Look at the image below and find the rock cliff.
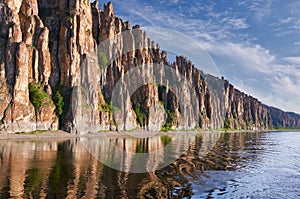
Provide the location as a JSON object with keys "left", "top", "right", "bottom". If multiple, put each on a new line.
{"left": 0, "top": 0, "right": 299, "bottom": 133}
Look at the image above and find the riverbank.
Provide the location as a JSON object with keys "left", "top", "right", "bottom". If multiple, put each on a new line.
{"left": 0, "top": 128, "right": 299, "bottom": 140}
{"left": 0, "top": 130, "right": 178, "bottom": 140}
{"left": 0, "top": 130, "right": 79, "bottom": 140}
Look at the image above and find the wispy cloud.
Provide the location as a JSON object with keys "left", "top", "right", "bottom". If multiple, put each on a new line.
{"left": 271, "top": 17, "right": 300, "bottom": 37}
{"left": 288, "top": 0, "right": 300, "bottom": 16}
{"left": 110, "top": 0, "right": 250, "bottom": 42}
{"left": 222, "top": 17, "right": 249, "bottom": 30}
{"left": 283, "top": 57, "right": 300, "bottom": 65}
{"left": 236, "top": 0, "right": 272, "bottom": 21}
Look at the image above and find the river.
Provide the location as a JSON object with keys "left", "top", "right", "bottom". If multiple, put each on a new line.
{"left": 0, "top": 131, "right": 299, "bottom": 198}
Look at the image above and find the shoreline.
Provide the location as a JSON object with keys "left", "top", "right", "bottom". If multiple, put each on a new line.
{"left": 0, "top": 129, "right": 299, "bottom": 141}
{"left": 0, "top": 130, "right": 79, "bottom": 140}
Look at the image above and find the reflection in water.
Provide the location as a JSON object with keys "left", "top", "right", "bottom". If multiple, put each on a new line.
{"left": 0, "top": 132, "right": 297, "bottom": 198}
{"left": 80, "top": 132, "right": 222, "bottom": 173}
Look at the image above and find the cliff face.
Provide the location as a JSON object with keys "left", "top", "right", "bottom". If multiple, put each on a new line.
{"left": 0, "top": 0, "right": 299, "bottom": 133}
{"left": 0, "top": 0, "right": 57, "bottom": 132}
{"left": 269, "top": 107, "right": 300, "bottom": 128}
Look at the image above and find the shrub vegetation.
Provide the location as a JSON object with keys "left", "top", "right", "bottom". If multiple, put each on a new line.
{"left": 53, "top": 90, "right": 64, "bottom": 116}
{"left": 29, "top": 82, "right": 49, "bottom": 110}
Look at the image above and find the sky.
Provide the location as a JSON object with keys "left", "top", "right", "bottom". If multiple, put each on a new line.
{"left": 97, "top": 0, "right": 300, "bottom": 113}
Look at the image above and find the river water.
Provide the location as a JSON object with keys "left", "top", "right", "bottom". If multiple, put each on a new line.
{"left": 0, "top": 131, "right": 299, "bottom": 198}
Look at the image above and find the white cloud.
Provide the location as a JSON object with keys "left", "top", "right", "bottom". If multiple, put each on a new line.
{"left": 170, "top": 0, "right": 179, "bottom": 3}
{"left": 294, "top": 41, "right": 300, "bottom": 45}
{"left": 278, "top": 17, "right": 293, "bottom": 25}
{"left": 283, "top": 57, "right": 300, "bottom": 65}
{"left": 202, "top": 42, "right": 274, "bottom": 73}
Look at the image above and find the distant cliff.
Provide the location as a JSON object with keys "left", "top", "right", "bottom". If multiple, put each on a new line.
{"left": 0, "top": 0, "right": 299, "bottom": 133}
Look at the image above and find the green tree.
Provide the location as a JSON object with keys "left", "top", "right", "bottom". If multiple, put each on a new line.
{"left": 29, "top": 82, "right": 48, "bottom": 110}
{"left": 99, "top": 52, "right": 109, "bottom": 68}
{"left": 99, "top": 101, "right": 112, "bottom": 113}
{"left": 53, "top": 91, "right": 64, "bottom": 116}
{"left": 224, "top": 118, "right": 231, "bottom": 129}
{"left": 134, "top": 103, "right": 146, "bottom": 126}
{"left": 161, "top": 110, "right": 175, "bottom": 132}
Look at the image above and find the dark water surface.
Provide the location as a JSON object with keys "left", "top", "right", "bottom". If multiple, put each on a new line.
{"left": 0, "top": 131, "right": 299, "bottom": 198}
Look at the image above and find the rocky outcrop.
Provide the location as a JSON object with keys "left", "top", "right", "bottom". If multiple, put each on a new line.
{"left": 0, "top": 0, "right": 299, "bottom": 133}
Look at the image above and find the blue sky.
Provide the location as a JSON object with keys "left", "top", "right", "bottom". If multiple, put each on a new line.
{"left": 97, "top": 0, "right": 300, "bottom": 113}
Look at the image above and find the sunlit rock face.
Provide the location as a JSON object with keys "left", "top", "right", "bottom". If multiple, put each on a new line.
{"left": 0, "top": 0, "right": 299, "bottom": 133}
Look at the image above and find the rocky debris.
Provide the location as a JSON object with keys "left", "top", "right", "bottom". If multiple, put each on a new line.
{"left": 0, "top": 0, "right": 299, "bottom": 133}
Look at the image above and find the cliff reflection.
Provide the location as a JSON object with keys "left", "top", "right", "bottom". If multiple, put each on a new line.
{"left": 0, "top": 132, "right": 263, "bottom": 198}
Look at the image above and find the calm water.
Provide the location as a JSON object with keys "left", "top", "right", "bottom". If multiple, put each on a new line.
{"left": 0, "top": 131, "right": 299, "bottom": 199}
